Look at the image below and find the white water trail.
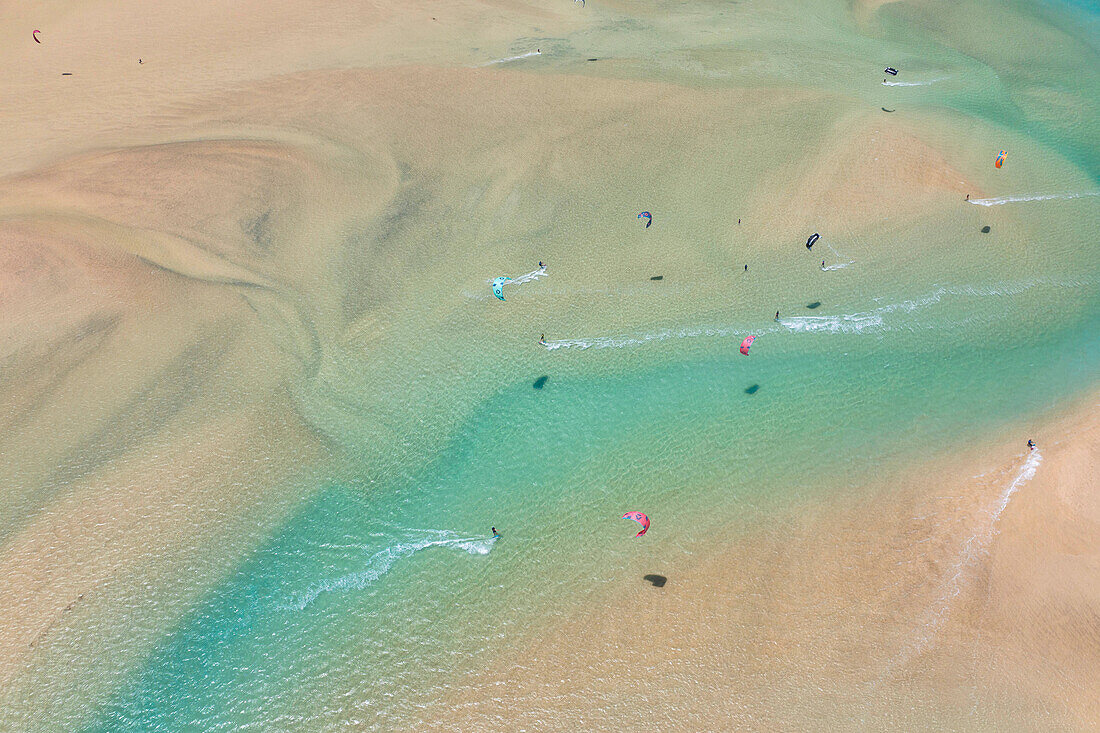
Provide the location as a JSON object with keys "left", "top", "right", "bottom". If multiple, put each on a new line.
{"left": 479, "top": 50, "right": 541, "bottom": 66}
{"left": 543, "top": 278, "right": 1085, "bottom": 351}
{"left": 543, "top": 325, "right": 742, "bottom": 351}
{"left": 888, "top": 449, "right": 1042, "bottom": 669}
{"left": 285, "top": 529, "right": 495, "bottom": 611}
{"left": 777, "top": 313, "right": 881, "bottom": 333}
{"left": 882, "top": 77, "right": 947, "bottom": 87}
{"left": 499, "top": 267, "right": 549, "bottom": 287}
{"left": 481, "top": 267, "right": 548, "bottom": 300}
{"left": 967, "top": 191, "right": 1100, "bottom": 206}
{"left": 820, "top": 241, "right": 855, "bottom": 271}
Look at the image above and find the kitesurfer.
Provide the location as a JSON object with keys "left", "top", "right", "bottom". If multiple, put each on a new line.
{"left": 491, "top": 527, "right": 501, "bottom": 537}
{"left": 821, "top": 260, "right": 826, "bottom": 269}
{"left": 539, "top": 334, "right": 547, "bottom": 346}
{"left": 965, "top": 194, "right": 969, "bottom": 200}
{"left": 539, "top": 261, "right": 544, "bottom": 269}
{"left": 744, "top": 264, "right": 748, "bottom": 272}
{"left": 1027, "top": 439, "right": 1035, "bottom": 450}
{"left": 775, "top": 310, "right": 780, "bottom": 320}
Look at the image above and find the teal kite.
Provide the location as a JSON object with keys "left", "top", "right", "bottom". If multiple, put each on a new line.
{"left": 491, "top": 276, "right": 511, "bottom": 301}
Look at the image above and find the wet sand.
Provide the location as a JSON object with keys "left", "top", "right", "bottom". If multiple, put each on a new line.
{"left": 434, "top": 394, "right": 1100, "bottom": 731}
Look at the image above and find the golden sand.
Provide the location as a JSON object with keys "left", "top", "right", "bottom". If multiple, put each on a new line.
{"left": 433, "top": 396, "right": 1100, "bottom": 730}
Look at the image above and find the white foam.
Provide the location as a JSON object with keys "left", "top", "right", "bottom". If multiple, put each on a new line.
{"left": 543, "top": 324, "right": 745, "bottom": 351}
{"left": 544, "top": 278, "right": 1086, "bottom": 352}
{"left": 892, "top": 449, "right": 1042, "bottom": 666}
{"left": 967, "top": 191, "right": 1100, "bottom": 206}
{"left": 479, "top": 50, "right": 541, "bottom": 67}
{"left": 285, "top": 529, "right": 494, "bottom": 611}
{"left": 484, "top": 267, "right": 548, "bottom": 300}
{"left": 882, "top": 77, "right": 947, "bottom": 87}
{"left": 820, "top": 241, "right": 855, "bottom": 271}
{"left": 496, "top": 267, "right": 549, "bottom": 287}
{"left": 778, "top": 313, "right": 882, "bottom": 333}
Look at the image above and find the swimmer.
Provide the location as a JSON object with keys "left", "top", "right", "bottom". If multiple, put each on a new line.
{"left": 1027, "top": 439, "right": 1035, "bottom": 450}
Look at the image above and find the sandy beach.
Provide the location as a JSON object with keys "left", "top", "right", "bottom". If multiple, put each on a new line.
{"left": 434, "top": 394, "right": 1100, "bottom": 730}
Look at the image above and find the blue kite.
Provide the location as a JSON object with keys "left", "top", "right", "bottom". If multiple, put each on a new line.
{"left": 491, "top": 276, "right": 511, "bottom": 301}
{"left": 638, "top": 211, "right": 652, "bottom": 228}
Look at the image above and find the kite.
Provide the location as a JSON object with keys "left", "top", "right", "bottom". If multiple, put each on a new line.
{"left": 622, "top": 511, "right": 650, "bottom": 537}
{"left": 491, "top": 276, "right": 510, "bottom": 301}
{"left": 995, "top": 150, "right": 1006, "bottom": 169}
{"left": 33, "top": 29, "right": 41, "bottom": 43}
{"left": 739, "top": 335, "right": 756, "bottom": 355}
{"left": 638, "top": 211, "right": 652, "bottom": 228}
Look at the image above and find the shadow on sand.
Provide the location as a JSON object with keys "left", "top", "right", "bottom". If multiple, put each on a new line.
{"left": 644, "top": 574, "right": 667, "bottom": 587}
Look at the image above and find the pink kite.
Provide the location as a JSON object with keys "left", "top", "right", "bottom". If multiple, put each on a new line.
{"left": 621, "top": 511, "right": 650, "bottom": 537}
{"left": 33, "top": 30, "right": 41, "bottom": 43}
{"left": 739, "top": 335, "right": 756, "bottom": 355}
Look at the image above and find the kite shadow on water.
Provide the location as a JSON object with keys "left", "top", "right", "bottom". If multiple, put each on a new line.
{"left": 644, "top": 574, "right": 667, "bottom": 587}
{"left": 532, "top": 375, "right": 549, "bottom": 389}
{"left": 806, "top": 302, "right": 822, "bottom": 309}
{"left": 744, "top": 384, "right": 760, "bottom": 395}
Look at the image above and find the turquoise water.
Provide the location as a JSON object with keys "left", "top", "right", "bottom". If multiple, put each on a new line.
{"left": 80, "top": 271, "right": 1100, "bottom": 729}
{"left": 15, "top": 0, "right": 1093, "bottom": 730}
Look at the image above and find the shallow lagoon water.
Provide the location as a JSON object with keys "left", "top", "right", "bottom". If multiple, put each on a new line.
{"left": 85, "top": 268, "right": 1099, "bottom": 730}
{"left": 1, "top": 0, "right": 1097, "bottom": 729}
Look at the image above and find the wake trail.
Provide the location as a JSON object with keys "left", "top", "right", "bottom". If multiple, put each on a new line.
{"left": 882, "top": 77, "right": 948, "bottom": 87}
{"left": 479, "top": 50, "right": 541, "bottom": 66}
{"left": 885, "top": 449, "right": 1042, "bottom": 672}
{"left": 496, "top": 267, "right": 549, "bottom": 287}
{"left": 821, "top": 241, "right": 855, "bottom": 271}
{"left": 284, "top": 529, "right": 495, "bottom": 611}
{"left": 968, "top": 191, "right": 1100, "bottom": 206}
{"left": 542, "top": 278, "right": 1087, "bottom": 351}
